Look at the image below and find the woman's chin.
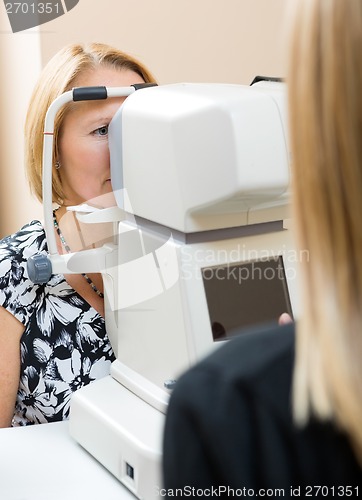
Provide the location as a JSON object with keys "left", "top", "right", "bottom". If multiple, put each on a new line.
{"left": 86, "top": 190, "right": 117, "bottom": 209}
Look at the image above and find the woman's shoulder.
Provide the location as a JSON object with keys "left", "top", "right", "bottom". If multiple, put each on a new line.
{"left": 0, "top": 220, "right": 46, "bottom": 295}
{"left": 194, "top": 322, "right": 295, "bottom": 384}
{"left": 0, "top": 221, "right": 46, "bottom": 260}
{"left": 0, "top": 221, "right": 46, "bottom": 323}
{"left": 169, "top": 323, "right": 295, "bottom": 419}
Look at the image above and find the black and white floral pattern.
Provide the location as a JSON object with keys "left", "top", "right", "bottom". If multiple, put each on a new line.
{"left": 0, "top": 221, "right": 115, "bottom": 426}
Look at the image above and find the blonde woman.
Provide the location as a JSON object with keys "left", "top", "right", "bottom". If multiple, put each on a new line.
{"left": 0, "top": 43, "right": 156, "bottom": 427}
{"left": 163, "top": 0, "right": 362, "bottom": 490}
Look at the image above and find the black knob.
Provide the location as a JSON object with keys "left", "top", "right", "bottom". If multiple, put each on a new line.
{"left": 27, "top": 254, "right": 52, "bottom": 284}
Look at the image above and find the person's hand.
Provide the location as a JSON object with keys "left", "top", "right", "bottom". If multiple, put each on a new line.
{"left": 278, "top": 313, "right": 293, "bottom": 325}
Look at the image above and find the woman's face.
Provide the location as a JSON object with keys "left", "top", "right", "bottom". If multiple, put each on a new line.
{"left": 58, "top": 66, "right": 145, "bottom": 207}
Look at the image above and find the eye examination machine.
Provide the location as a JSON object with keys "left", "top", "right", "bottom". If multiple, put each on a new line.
{"left": 28, "top": 78, "right": 299, "bottom": 499}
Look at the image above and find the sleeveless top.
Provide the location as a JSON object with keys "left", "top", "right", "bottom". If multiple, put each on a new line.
{"left": 0, "top": 221, "right": 115, "bottom": 426}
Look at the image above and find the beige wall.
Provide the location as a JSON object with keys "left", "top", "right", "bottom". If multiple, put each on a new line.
{"left": 0, "top": 0, "right": 288, "bottom": 238}
{"left": 0, "top": 17, "right": 43, "bottom": 237}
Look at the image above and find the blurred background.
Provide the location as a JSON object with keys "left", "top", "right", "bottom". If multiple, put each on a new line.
{"left": 0, "top": 0, "right": 288, "bottom": 238}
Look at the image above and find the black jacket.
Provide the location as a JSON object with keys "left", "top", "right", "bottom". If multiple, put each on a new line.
{"left": 163, "top": 323, "right": 361, "bottom": 496}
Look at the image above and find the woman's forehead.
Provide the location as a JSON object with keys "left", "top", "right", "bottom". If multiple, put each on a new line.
{"left": 73, "top": 66, "right": 144, "bottom": 88}
{"left": 62, "top": 97, "right": 125, "bottom": 128}
{"left": 62, "top": 66, "right": 144, "bottom": 127}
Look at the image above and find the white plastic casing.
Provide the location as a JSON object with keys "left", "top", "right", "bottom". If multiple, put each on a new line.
{"left": 109, "top": 82, "right": 290, "bottom": 232}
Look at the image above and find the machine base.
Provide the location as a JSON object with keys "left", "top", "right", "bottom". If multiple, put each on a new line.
{"left": 69, "top": 375, "right": 164, "bottom": 499}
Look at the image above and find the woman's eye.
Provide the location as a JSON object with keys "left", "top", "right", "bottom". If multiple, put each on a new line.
{"left": 94, "top": 125, "right": 109, "bottom": 136}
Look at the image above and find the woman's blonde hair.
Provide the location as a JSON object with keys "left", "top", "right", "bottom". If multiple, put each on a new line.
{"left": 288, "top": 0, "right": 362, "bottom": 462}
{"left": 24, "top": 42, "right": 156, "bottom": 204}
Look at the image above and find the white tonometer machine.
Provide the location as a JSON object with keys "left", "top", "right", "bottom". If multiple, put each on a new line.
{"left": 28, "top": 79, "right": 299, "bottom": 499}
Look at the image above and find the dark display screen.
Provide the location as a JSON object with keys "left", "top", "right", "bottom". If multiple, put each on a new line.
{"left": 201, "top": 256, "right": 292, "bottom": 341}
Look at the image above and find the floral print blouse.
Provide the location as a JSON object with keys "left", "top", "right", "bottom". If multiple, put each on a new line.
{"left": 0, "top": 221, "right": 115, "bottom": 426}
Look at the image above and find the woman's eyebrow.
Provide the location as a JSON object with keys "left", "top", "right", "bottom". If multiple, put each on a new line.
{"left": 83, "top": 114, "right": 113, "bottom": 127}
